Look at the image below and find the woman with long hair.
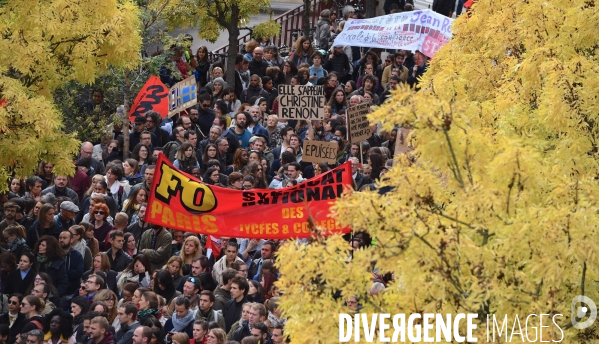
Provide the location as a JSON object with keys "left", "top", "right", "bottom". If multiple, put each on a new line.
{"left": 117, "top": 255, "right": 152, "bottom": 294}
{"left": 246, "top": 280, "right": 265, "bottom": 304}
{"left": 195, "top": 46, "right": 210, "bottom": 88}
{"left": 201, "top": 144, "right": 218, "bottom": 173}
{"left": 327, "top": 87, "right": 348, "bottom": 116}
{"left": 122, "top": 187, "right": 147, "bottom": 224}
{"left": 82, "top": 252, "right": 119, "bottom": 295}
{"left": 179, "top": 236, "right": 201, "bottom": 276}
{"left": 19, "top": 295, "right": 44, "bottom": 336}
{"left": 205, "top": 328, "right": 226, "bottom": 344}
{"left": 33, "top": 236, "right": 68, "bottom": 295}
{"left": 229, "top": 148, "right": 248, "bottom": 173}
{"left": 132, "top": 143, "right": 151, "bottom": 168}
{"left": 93, "top": 289, "right": 118, "bottom": 324}
{"left": 222, "top": 88, "right": 241, "bottom": 118}
{"left": 291, "top": 37, "right": 314, "bottom": 66}
{"left": 174, "top": 143, "right": 200, "bottom": 174}
{"left": 124, "top": 233, "right": 138, "bottom": 258}
{"left": 124, "top": 158, "right": 143, "bottom": 186}
{"left": 90, "top": 203, "right": 112, "bottom": 250}
{"left": 281, "top": 60, "right": 298, "bottom": 85}
{"left": 28, "top": 200, "right": 44, "bottom": 219}
{"left": 153, "top": 269, "right": 179, "bottom": 304}
{"left": 79, "top": 222, "right": 99, "bottom": 256}
{"left": 26, "top": 204, "right": 60, "bottom": 249}
{"left": 68, "top": 225, "right": 90, "bottom": 268}
{"left": 138, "top": 291, "right": 160, "bottom": 324}
{"left": 368, "top": 152, "right": 385, "bottom": 180}
{"left": 24, "top": 176, "right": 44, "bottom": 202}
{"left": 36, "top": 161, "right": 54, "bottom": 189}
{"left": 243, "top": 162, "right": 267, "bottom": 189}
{"left": 163, "top": 256, "right": 183, "bottom": 289}
{"left": 9, "top": 178, "right": 25, "bottom": 197}
{"left": 42, "top": 308, "right": 73, "bottom": 344}
{"left": 211, "top": 78, "right": 227, "bottom": 101}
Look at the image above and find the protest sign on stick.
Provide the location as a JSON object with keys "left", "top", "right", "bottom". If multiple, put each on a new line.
{"left": 303, "top": 140, "right": 339, "bottom": 164}
{"left": 277, "top": 85, "right": 325, "bottom": 120}
{"left": 168, "top": 76, "right": 197, "bottom": 117}
{"left": 347, "top": 103, "right": 371, "bottom": 143}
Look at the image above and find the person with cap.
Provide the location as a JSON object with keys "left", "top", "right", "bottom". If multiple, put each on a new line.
{"left": 54, "top": 201, "right": 79, "bottom": 233}
{"left": 130, "top": 116, "right": 156, "bottom": 151}
{"left": 315, "top": 9, "right": 331, "bottom": 50}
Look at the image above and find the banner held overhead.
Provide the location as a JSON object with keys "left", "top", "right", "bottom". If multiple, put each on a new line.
{"left": 145, "top": 153, "right": 353, "bottom": 239}
{"left": 332, "top": 10, "right": 453, "bottom": 58}
{"left": 129, "top": 76, "right": 169, "bottom": 121}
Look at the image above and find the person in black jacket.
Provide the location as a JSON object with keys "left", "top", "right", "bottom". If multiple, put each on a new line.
{"left": 4, "top": 252, "right": 35, "bottom": 296}
{"left": 222, "top": 277, "right": 248, "bottom": 332}
{"left": 59, "top": 231, "right": 84, "bottom": 308}
{"left": 248, "top": 47, "right": 268, "bottom": 78}
{"left": 18, "top": 295, "right": 44, "bottom": 336}
{"left": 26, "top": 204, "right": 61, "bottom": 249}
{"left": 407, "top": 51, "right": 429, "bottom": 89}
{"left": 324, "top": 45, "right": 352, "bottom": 83}
{"left": 32, "top": 236, "right": 68, "bottom": 295}
{"left": 2, "top": 293, "right": 27, "bottom": 344}
{"left": 145, "top": 111, "right": 170, "bottom": 149}
{"left": 239, "top": 75, "right": 269, "bottom": 104}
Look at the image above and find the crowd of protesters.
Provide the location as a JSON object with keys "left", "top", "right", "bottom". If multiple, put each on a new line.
{"left": 0, "top": 2, "right": 466, "bottom": 344}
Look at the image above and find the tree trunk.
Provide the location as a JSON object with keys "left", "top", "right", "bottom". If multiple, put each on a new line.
{"left": 226, "top": 5, "right": 241, "bottom": 85}
{"left": 365, "top": 0, "right": 376, "bottom": 18}
{"left": 123, "top": 69, "right": 130, "bottom": 156}
{"left": 303, "top": 0, "right": 311, "bottom": 39}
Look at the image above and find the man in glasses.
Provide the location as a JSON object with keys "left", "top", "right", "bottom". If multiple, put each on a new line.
{"left": 212, "top": 116, "right": 240, "bottom": 165}
{"left": 85, "top": 274, "right": 104, "bottom": 301}
{"left": 381, "top": 51, "right": 409, "bottom": 88}
{"left": 196, "top": 290, "right": 226, "bottom": 329}
{"left": 130, "top": 116, "right": 156, "bottom": 151}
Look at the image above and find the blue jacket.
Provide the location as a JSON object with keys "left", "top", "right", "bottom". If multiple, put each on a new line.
{"left": 250, "top": 123, "right": 270, "bottom": 146}
{"left": 64, "top": 248, "right": 84, "bottom": 295}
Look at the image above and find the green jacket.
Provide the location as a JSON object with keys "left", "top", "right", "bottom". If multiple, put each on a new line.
{"left": 139, "top": 228, "right": 172, "bottom": 271}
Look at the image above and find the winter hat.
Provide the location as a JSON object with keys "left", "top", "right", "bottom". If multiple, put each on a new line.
{"left": 213, "top": 77, "right": 228, "bottom": 89}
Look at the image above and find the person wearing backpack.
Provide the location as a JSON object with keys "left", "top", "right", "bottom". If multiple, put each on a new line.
{"left": 195, "top": 290, "right": 226, "bottom": 330}
{"left": 18, "top": 295, "right": 44, "bottom": 336}
{"left": 314, "top": 10, "right": 331, "bottom": 50}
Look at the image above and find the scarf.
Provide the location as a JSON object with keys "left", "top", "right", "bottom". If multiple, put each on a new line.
{"left": 137, "top": 308, "right": 159, "bottom": 319}
{"left": 73, "top": 315, "right": 83, "bottom": 326}
{"left": 8, "top": 237, "right": 26, "bottom": 251}
{"left": 36, "top": 254, "right": 48, "bottom": 265}
{"left": 171, "top": 309, "right": 195, "bottom": 332}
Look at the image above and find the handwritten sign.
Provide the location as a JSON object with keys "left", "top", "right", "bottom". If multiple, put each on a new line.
{"left": 129, "top": 76, "right": 169, "bottom": 121}
{"left": 277, "top": 85, "right": 325, "bottom": 120}
{"left": 332, "top": 10, "right": 453, "bottom": 58}
{"left": 303, "top": 140, "right": 338, "bottom": 164}
{"left": 168, "top": 76, "right": 197, "bottom": 117}
{"left": 347, "top": 103, "right": 371, "bottom": 143}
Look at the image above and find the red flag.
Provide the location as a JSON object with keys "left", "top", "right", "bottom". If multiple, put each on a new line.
{"left": 129, "top": 76, "right": 169, "bottom": 121}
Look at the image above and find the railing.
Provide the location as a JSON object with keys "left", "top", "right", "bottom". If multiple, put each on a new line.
{"left": 212, "top": 0, "right": 365, "bottom": 62}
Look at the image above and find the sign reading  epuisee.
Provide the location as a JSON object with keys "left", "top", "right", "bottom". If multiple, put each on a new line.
{"left": 277, "top": 85, "right": 325, "bottom": 120}
{"left": 347, "top": 103, "right": 371, "bottom": 143}
{"left": 303, "top": 140, "right": 338, "bottom": 164}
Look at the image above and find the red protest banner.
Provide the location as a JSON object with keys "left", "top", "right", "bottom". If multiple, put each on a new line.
{"left": 145, "top": 154, "right": 353, "bottom": 239}
{"left": 129, "top": 76, "right": 169, "bottom": 121}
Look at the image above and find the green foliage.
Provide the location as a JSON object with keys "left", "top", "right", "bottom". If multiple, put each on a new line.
{"left": 276, "top": 0, "right": 599, "bottom": 342}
